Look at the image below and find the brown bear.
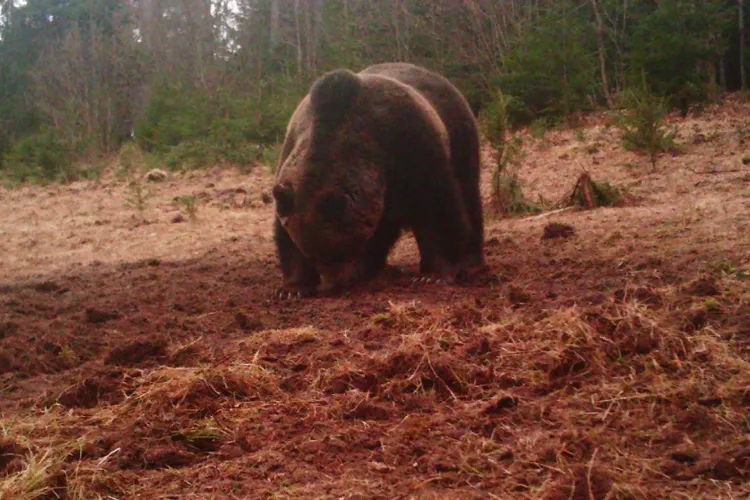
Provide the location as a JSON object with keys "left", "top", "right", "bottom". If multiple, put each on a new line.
{"left": 272, "top": 62, "right": 485, "bottom": 298}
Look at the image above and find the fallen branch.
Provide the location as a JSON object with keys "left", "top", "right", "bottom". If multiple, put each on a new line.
{"left": 686, "top": 167, "right": 745, "bottom": 175}
{"left": 527, "top": 206, "right": 576, "bottom": 220}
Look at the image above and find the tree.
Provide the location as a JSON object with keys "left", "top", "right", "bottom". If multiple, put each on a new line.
{"left": 590, "top": 0, "right": 614, "bottom": 107}
{"left": 31, "top": 1, "right": 140, "bottom": 154}
{"left": 496, "top": 1, "right": 599, "bottom": 122}
{"left": 0, "top": 0, "right": 746, "bottom": 180}
{"left": 628, "top": 0, "right": 733, "bottom": 110}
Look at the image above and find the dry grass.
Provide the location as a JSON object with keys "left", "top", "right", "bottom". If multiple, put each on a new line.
{"left": 1, "top": 95, "right": 750, "bottom": 498}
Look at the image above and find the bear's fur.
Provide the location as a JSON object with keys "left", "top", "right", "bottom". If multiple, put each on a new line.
{"left": 272, "top": 62, "right": 484, "bottom": 298}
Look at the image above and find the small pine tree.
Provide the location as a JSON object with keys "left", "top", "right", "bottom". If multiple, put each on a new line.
{"left": 613, "top": 84, "right": 679, "bottom": 171}
{"left": 178, "top": 195, "right": 199, "bottom": 222}
{"left": 116, "top": 142, "right": 145, "bottom": 180}
{"left": 479, "top": 90, "right": 541, "bottom": 216}
{"left": 124, "top": 181, "right": 150, "bottom": 216}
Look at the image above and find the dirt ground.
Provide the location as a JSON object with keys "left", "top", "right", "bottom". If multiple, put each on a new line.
{"left": 1, "top": 96, "right": 749, "bottom": 499}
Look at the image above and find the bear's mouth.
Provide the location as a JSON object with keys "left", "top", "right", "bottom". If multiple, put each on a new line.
{"left": 281, "top": 206, "right": 375, "bottom": 265}
{"left": 310, "top": 244, "right": 364, "bottom": 266}
{"left": 286, "top": 226, "right": 365, "bottom": 265}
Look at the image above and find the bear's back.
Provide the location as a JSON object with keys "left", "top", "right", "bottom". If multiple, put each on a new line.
{"left": 359, "top": 63, "right": 480, "bottom": 178}
{"left": 359, "top": 63, "right": 477, "bottom": 140}
{"left": 360, "top": 63, "right": 467, "bottom": 110}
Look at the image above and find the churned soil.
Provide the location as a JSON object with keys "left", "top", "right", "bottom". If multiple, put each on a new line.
{"left": 1, "top": 96, "right": 749, "bottom": 499}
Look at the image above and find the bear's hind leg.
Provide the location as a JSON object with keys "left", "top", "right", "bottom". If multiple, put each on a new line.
{"left": 459, "top": 180, "right": 487, "bottom": 274}
{"left": 408, "top": 186, "right": 472, "bottom": 285}
{"left": 274, "top": 217, "right": 320, "bottom": 299}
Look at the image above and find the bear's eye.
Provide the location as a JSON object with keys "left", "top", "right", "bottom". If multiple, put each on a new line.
{"left": 272, "top": 183, "right": 295, "bottom": 217}
{"left": 315, "top": 193, "right": 347, "bottom": 221}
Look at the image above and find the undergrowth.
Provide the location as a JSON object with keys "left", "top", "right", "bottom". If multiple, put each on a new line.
{"left": 613, "top": 85, "right": 680, "bottom": 170}
{"left": 178, "top": 195, "right": 199, "bottom": 222}
{"left": 124, "top": 182, "right": 151, "bottom": 216}
{"left": 480, "top": 90, "right": 543, "bottom": 216}
{"left": 0, "top": 131, "right": 78, "bottom": 185}
{"left": 568, "top": 173, "right": 629, "bottom": 209}
{"left": 116, "top": 142, "right": 146, "bottom": 180}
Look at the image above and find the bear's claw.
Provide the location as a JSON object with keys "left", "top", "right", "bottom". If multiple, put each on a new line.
{"left": 275, "top": 287, "right": 315, "bottom": 300}
{"left": 411, "top": 276, "right": 448, "bottom": 285}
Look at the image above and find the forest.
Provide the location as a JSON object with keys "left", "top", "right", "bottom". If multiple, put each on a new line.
{"left": 0, "top": 0, "right": 747, "bottom": 184}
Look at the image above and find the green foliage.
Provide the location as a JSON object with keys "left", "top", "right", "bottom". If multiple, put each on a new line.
{"left": 258, "top": 144, "right": 283, "bottom": 174}
{"left": 492, "top": 172, "right": 545, "bottom": 217}
{"left": 479, "top": 90, "right": 524, "bottom": 179}
{"left": 156, "top": 139, "right": 260, "bottom": 171}
{"left": 124, "top": 182, "right": 150, "bottom": 215}
{"left": 627, "top": 0, "right": 733, "bottom": 111}
{"left": 0, "top": 131, "right": 75, "bottom": 184}
{"left": 567, "top": 173, "right": 629, "bottom": 209}
{"left": 0, "top": 0, "right": 744, "bottom": 183}
{"left": 479, "top": 89, "right": 541, "bottom": 216}
{"left": 178, "top": 195, "right": 199, "bottom": 222}
{"left": 116, "top": 142, "right": 146, "bottom": 180}
{"left": 479, "top": 90, "right": 513, "bottom": 149}
{"left": 136, "top": 82, "right": 295, "bottom": 171}
{"left": 529, "top": 118, "right": 553, "bottom": 145}
{"left": 576, "top": 179, "right": 624, "bottom": 208}
{"left": 0, "top": 0, "right": 132, "bottom": 166}
{"left": 497, "top": 1, "right": 598, "bottom": 125}
{"left": 136, "top": 84, "right": 208, "bottom": 152}
{"left": 708, "top": 260, "right": 749, "bottom": 280}
{"left": 613, "top": 85, "right": 679, "bottom": 170}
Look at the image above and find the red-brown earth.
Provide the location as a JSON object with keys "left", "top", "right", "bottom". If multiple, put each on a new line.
{"left": 1, "top": 96, "right": 749, "bottom": 499}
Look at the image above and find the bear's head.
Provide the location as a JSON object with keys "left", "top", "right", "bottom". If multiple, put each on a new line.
{"left": 273, "top": 157, "right": 386, "bottom": 268}
{"left": 273, "top": 69, "right": 387, "bottom": 273}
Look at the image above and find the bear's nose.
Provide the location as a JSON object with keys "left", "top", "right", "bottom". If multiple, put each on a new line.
{"left": 272, "top": 182, "right": 295, "bottom": 217}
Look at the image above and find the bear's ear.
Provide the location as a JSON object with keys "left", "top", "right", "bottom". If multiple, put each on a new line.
{"left": 272, "top": 183, "right": 295, "bottom": 217}
{"left": 315, "top": 192, "right": 348, "bottom": 222}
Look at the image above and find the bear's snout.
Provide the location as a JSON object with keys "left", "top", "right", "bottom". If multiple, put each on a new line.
{"left": 273, "top": 182, "right": 296, "bottom": 217}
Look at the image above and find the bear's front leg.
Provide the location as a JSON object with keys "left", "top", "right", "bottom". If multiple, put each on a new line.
{"left": 274, "top": 217, "right": 320, "bottom": 299}
{"left": 410, "top": 222, "right": 471, "bottom": 286}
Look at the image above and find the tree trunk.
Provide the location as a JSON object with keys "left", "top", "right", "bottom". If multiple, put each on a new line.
{"left": 270, "top": 0, "right": 280, "bottom": 49}
{"left": 308, "top": 0, "right": 321, "bottom": 75}
{"left": 392, "top": 0, "right": 402, "bottom": 61}
{"left": 140, "top": 0, "right": 157, "bottom": 50}
{"left": 294, "top": 0, "right": 304, "bottom": 79}
{"left": 304, "top": 0, "right": 321, "bottom": 75}
{"left": 741, "top": 0, "right": 747, "bottom": 91}
{"left": 590, "top": 0, "right": 614, "bottom": 107}
{"left": 430, "top": 2, "right": 443, "bottom": 72}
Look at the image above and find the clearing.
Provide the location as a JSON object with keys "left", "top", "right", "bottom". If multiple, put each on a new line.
{"left": 1, "top": 97, "right": 749, "bottom": 499}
